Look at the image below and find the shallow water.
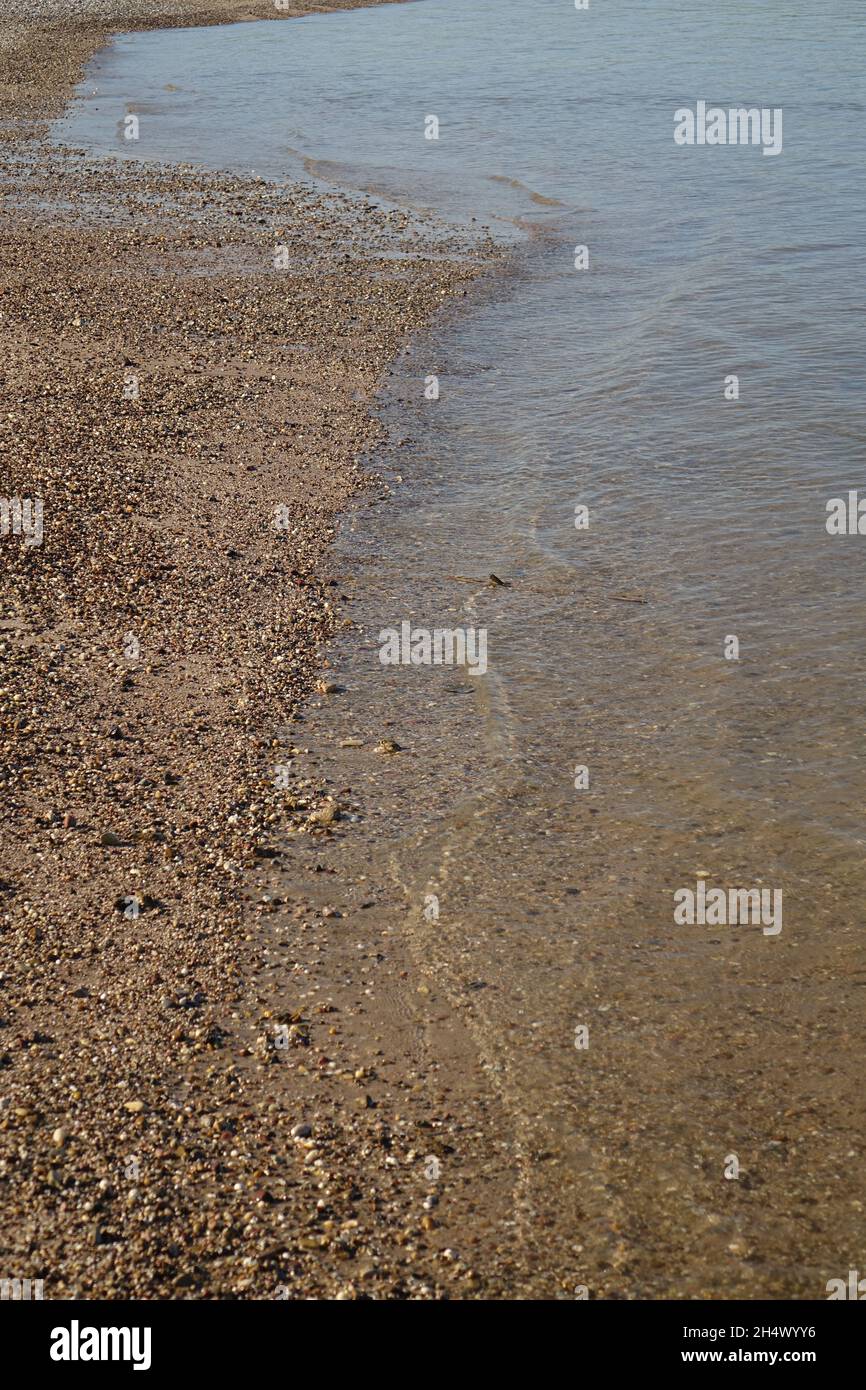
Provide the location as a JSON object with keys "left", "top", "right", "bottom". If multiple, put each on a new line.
{"left": 54, "top": 0, "right": 866, "bottom": 1295}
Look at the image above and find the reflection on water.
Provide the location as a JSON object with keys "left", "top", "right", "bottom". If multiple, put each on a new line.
{"left": 54, "top": 0, "right": 866, "bottom": 1295}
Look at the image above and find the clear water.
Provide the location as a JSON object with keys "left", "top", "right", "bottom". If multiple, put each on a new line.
{"left": 53, "top": 0, "right": 866, "bottom": 1295}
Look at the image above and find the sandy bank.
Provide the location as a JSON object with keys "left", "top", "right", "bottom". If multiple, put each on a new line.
{"left": 0, "top": 1, "right": 514, "bottom": 1299}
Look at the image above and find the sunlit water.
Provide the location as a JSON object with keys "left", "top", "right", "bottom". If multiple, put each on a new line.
{"left": 53, "top": 0, "right": 866, "bottom": 1295}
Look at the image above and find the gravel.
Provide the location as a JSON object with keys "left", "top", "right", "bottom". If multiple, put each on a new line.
{"left": 0, "top": 0, "right": 508, "bottom": 1299}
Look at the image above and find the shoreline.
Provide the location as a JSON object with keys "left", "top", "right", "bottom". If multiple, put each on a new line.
{"left": 4, "top": 1, "right": 862, "bottom": 1305}
{"left": 0, "top": 1, "right": 515, "bottom": 1298}
{"left": 0, "top": 1, "right": 409, "bottom": 137}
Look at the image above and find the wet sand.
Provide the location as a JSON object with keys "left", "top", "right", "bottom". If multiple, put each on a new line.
{"left": 0, "top": 0, "right": 517, "bottom": 1298}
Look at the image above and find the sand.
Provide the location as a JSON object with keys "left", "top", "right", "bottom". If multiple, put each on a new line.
{"left": 0, "top": 0, "right": 514, "bottom": 1298}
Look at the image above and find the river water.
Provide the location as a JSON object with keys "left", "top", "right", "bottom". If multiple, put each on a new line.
{"left": 53, "top": 0, "right": 866, "bottom": 1296}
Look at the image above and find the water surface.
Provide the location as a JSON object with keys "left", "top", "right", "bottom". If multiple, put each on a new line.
{"left": 54, "top": 0, "right": 866, "bottom": 1296}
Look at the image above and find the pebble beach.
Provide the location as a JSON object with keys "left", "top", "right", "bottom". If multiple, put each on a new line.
{"left": 0, "top": 0, "right": 516, "bottom": 1299}
{"left": 5, "top": 0, "right": 860, "bottom": 1314}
